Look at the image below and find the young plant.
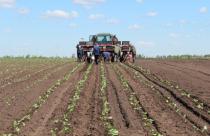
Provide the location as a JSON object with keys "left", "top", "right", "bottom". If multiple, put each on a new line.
{"left": 51, "top": 63, "right": 93, "bottom": 135}
{"left": 112, "top": 64, "right": 162, "bottom": 136}
{"left": 3, "top": 63, "right": 82, "bottom": 135}
{"left": 100, "top": 63, "right": 119, "bottom": 136}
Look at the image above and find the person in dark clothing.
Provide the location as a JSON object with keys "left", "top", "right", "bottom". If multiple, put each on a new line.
{"left": 93, "top": 44, "right": 100, "bottom": 64}
{"left": 76, "top": 44, "right": 81, "bottom": 61}
{"left": 76, "top": 44, "right": 83, "bottom": 62}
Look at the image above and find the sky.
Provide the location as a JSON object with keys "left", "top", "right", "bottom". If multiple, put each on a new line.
{"left": 0, "top": 0, "right": 209, "bottom": 57}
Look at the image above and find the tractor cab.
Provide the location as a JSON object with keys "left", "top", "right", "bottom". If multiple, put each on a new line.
{"left": 90, "top": 33, "right": 114, "bottom": 52}
{"left": 88, "top": 33, "right": 121, "bottom": 62}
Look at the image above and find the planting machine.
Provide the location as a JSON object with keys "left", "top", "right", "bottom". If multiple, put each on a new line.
{"left": 76, "top": 33, "right": 136, "bottom": 63}
{"left": 120, "top": 41, "right": 136, "bottom": 63}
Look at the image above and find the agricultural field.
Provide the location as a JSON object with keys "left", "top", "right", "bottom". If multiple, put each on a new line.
{"left": 0, "top": 58, "right": 209, "bottom": 136}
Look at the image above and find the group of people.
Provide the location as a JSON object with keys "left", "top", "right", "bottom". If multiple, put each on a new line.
{"left": 93, "top": 44, "right": 111, "bottom": 65}
{"left": 76, "top": 43, "right": 111, "bottom": 64}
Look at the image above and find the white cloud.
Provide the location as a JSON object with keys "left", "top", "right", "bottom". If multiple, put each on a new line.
{"left": 128, "top": 24, "right": 142, "bottom": 30}
{"left": 43, "top": 10, "right": 78, "bottom": 19}
{"left": 106, "top": 18, "right": 120, "bottom": 24}
{"left": 199, "top": 6, "right": 208, "bottom": 14}
{"left": 138, "top": 41, "right": 155, "bottom": 47}
{"left": 17, "top": 8, "right": 30, "bottom": 15}
{"left": 136, "top": 0, "right": 143, "bottom": 4}
{"left": 0, "top": 0, "right": 15, "bottom": 8}
{"left": 72, "top": 0, "right": 105, "bottom": 7}
{"left": 147, "top": 11, "right": 158, "bottom": 17}
{"left": 89, "top": 14, "right": 104, "bottom": 20}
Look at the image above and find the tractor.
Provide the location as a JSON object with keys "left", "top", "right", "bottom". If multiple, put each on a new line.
{"left": 76, "top": 33, "right": 136, "bottom": 63}
{"left": 120, "top": 41, "right": 136, "bottom": 63}
{"left": 90, "top": 33, "right": 121, "bottom": 62}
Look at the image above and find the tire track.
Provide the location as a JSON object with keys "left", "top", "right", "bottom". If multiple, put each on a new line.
{"left": 49, "top": 64, "right": 93, "bottom": 136}
{"left": 157, "top": 61, "right": 210, "bottom": 77}
{"left": 122, "top": 63, "right": 209, "bottom": 135}
{"left": 29, "top": 64, "right": 88, "bottom": 136}
{"left": 106, "top": 64, "right": 147, "bottom": 136}
{"left": 111, "top": 64, "right": 162, "bottom": 136}
{"left": 0, "top": 63, "right": 77, "bottom": 133}
{"left": 28, "top": 65, "right": 86, "bottom": 136}
{"left": 70, "top": 65, "right": 105, "bottom": 136}
{"left": 86, "top": 65, "right": 105, "bottom": 136}
{"left": 0, "top": 63, "right": 74, "bottom": 105}
{"left": 2, "top": 63, "right": 83, "bottom": 135}
{"left": 134, "top": 62, "right": 210, "bottom": 112}
{"left": 154, "top": 61, "right": 210, "bottom": 83}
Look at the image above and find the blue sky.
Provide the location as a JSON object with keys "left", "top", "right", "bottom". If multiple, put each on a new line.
{"left": 0, "top": 0, "right": 209, "bottom": 57}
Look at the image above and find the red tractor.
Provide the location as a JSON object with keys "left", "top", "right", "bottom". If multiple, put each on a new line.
{"left": 76, "top": 33, "right": 136, "bottom": 63}
{"left": 90, "top": 33, "right": 121, "bottom": 62}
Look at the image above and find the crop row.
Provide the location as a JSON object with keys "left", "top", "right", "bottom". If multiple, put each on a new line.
{"left": 128, "top": 63, "right": 210, "bottom": 115}
{"left": 100, "top": 63, "right": 119, "bottom": 136}
{"left": 0, "top": 59, "right": 67, "bottom": 86}
{"left": 121, "top": 63, "right": 208, "bottom": 134}
{"left": 0, "top": 62, "right": 67, "bottom": 89}
{"left": 112, "top": 64, "right": 162, "bottom": 136}
{"left": 3, "top": 63, "right": 82, "bottom": 135}
{"left": 3, "top": 63, "right": 71, "bottom": 106}
{"left": 22, "top": 64, "right": 69, "bottom": 92}
{"left": 0, "top": 60, "right": 50, "bottom": 79}
{"left": 51, "top": 63, "right": 93, "bottom": 135}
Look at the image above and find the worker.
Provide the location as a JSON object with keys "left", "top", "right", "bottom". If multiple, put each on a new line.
{"left": 76, "top": 44, "right": 81, "bottom": 61}
{"left": 103, "top": 52, "right": 111, "bottom": 62}
{"left": 127, "top": 52, "right": 133, "bottom": 63}
{"left": 102, "top": 36, "right": 107, "bottom": 42}
{"left": 93, "top": 43, "right": 100, "bottom": 64}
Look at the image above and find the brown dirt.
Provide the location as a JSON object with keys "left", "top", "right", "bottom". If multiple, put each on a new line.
{"left": 116, "top": 63, "right": 205, "bottom": 136}
{"left": 19, "top": 64, "right": 87, "bottom": 136}
{"left": 0, "top": 59, "right": 209, "bottom": 136}
{"left": 105, "top": 64, "right": 147, "bottom": 136}
{"left": 136, "top": 59, "right": 210, "bottom": 105}
{"left": 0, "top": 60, "right": 61, "bottom": 86}
{"left": 0, "top": 63, "right": 76, "bottom": 133}
{"left": 70, "top": 65, "right": 105, "bottom": 136}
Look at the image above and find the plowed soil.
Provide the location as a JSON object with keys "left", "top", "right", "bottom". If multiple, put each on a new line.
{"left": 0, "top": 59, "right": 209, "bottom": 136}
{"left": 136, "top": 59, "right": 210, "bottom": 105}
